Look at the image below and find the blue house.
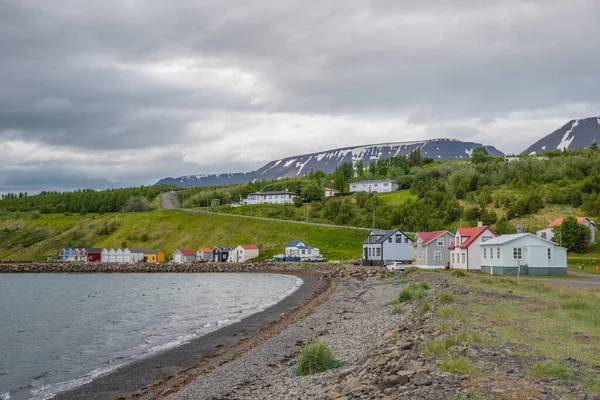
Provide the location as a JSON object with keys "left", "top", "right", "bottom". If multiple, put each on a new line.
{"left": 58, "top": 248, "right": 68, "bottom": 261}
{"left": 284, "top": 240, "right": 321, "bottom": 261}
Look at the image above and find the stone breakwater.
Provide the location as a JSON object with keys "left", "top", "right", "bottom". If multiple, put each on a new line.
{"left": 0, "top": 261, "right": 293, "bottom": 273}
{"left": 0, "top": 262, "right": 385, "bottom": 276}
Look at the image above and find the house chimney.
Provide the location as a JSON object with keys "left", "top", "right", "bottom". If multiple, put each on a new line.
{"left": 477, "top": 221, "right": 483, "bottom": 227}
{"left": 517, "top": 224, "right": 524, "bottom": 234}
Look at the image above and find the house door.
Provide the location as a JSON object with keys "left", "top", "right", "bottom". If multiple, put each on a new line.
{"left": 363, "top": 247, "right": 368, "bottom": 260}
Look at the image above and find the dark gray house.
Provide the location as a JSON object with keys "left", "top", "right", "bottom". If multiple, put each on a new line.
{"left": 362, "top": 229, "right": 413, "bottom": 266}
{"left": 212, "top": 246, "right": 233, "bottom": 262}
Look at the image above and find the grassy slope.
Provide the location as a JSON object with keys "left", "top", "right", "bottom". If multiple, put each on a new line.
{"left": 376, "top": 189, "right": 416, "bottom": 206}
{"left": 0, "top": 211, "right": 366, "bottom": 261}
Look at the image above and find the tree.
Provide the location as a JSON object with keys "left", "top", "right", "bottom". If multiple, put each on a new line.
{"left": 471, "top": 147, "right": 491, "bottom": 164}
{"left": 301, "top": 181, "right": 324, "bottom": 202}
{"left": 123, "top": 196, "right": 151, "bottom": 212}
{"left": 356, "top": 161, "right": 365, "bottom": 180}
{"left": 552, "top": 216, "right": 591, "bottom": 252}
{"left": 293, "top": 196, "right": 304, "bottom": 208}
{"left": 407, "top": 149, "right": 422, "bottom": 167}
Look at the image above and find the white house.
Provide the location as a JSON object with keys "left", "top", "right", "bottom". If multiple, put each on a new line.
{"left": 449, "top": 225, "right": 497, "bottom": 271}
{"left": 537, "top": 217, "right": 596, "bottom": 245}
{"left": 196, "top": 248, "right": 212, "bottom": 262}
{"left": 115, "top": 248, "right": 124, "bottom": 263}
{"left": 244, "top": 191, "right": 298, "bottom": 205}
{"left": 480, "top": 233, "right": 567, "bottom": 275}
{"left": 350, "top": 179, "right": 398, "bottom": 193}
{"left": 230, "top": 245, "right": 259, "bottom": 262}
{"left": 173, "top": 249, "right": 196, "bottom": 263}
{"left": 362, "top": 229, "right": 413, "bottom": 266}
{"left": 412, "top": 231, "right": 455, "bottom": 269}
{"left": 285, "top": 240, "right": 321, "bottom": 261}
{"left": 101, "top": 248, "right": 109, "bottom": 263}
{"left": 323, "top": 187, "right": 340, "bottom": 197}
{"left": 128, "top": 248, "right": 146, "bottom": 263}
{"left": 108, "top": 248, "right": 117, "bottom": 263}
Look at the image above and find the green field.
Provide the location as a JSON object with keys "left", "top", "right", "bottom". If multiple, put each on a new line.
{"left": 0, "top": 211, "right": 367, "bottom": 261}
{"left": 375, "top": 190, "right": 416, "bottom": 205}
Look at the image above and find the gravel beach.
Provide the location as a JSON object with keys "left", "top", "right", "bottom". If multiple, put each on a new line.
{"left": 164, "top": 273, "right": 404, "bottom": 400}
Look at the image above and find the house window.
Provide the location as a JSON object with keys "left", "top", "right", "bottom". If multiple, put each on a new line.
{"left": 302, "top": 249, "right": 306, "bottom": 255}
{"left": 376, "top": 248, "right": 381, "bottom": 257}
{"left": 482, "top": 236, "right": 492, "bottom": 242}
{"left": 434, "top": 251, "right": 442, "bottom": 261}
{"left": 490, "top": 248, "right": 493, "bottom": 259}
{"left": 368, "top": 248, "right": 372, "bottom": 256}
{"left": 513, "top": 247, "right": 522, "bottom": 260}
{"left": 547, "top": 248, "right": 552, "bottom": 260}
{"left": 483, "top": 248, "right": 487, "bottom": 259}
{"left": 541, "top": 232, "right": 547, "bottom": 239}
{"left": 437, "top": 238, "right": 444, "bottom": 246}
{"left": 497, "top": 248, "right": 501, "bottom": 259}
{"left": 369, "top": 235, "right": 375, "bottom": 244}
{"left": 452, "top": 254, "right": 455, "bottom": 264}
{"left": 374, "top": 184, "right": 378, "bottom": 187}
{"left": 308, "top": 249, "right": 312, "bottom": 255}
{"left": 405, "top": 237, "right": 409, "bottom": 243}
{"left": 395, "top": 234, "right": 401, "bottom": 243}
{"left": 384, "top": 183, "right": 389, "bottom": 186}
{"left": 461, "top": 253, "right": 465, "bottom": 263}
{"left": 388, "top": 237, "right": 392, "bottom": 243}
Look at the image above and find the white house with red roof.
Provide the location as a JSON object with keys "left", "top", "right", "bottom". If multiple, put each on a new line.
{"left": 537, "top": 217, "right": 595, "bottom": 245}
{"left": 231, "top": 244, "right": 259, "bottom": 262}
{"left": 173, "top": 249, "right": 196, "bottom": 263}
{"left": 449, "top": 225, "right": 497, "bottom": 270}
{"left": 412, "top": 231, "right": 455, "bottom": 269}
{"left": 323, "top": 187, "right": 340, "bottom": 197}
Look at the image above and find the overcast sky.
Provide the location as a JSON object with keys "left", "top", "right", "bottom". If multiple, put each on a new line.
{"left": 1, "top": 0, "right": 599, "bottom": 193}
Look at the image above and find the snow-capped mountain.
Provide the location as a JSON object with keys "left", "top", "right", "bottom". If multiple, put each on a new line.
{"left": 156, "top": 138, "right": 504, "bottom": 187}
{"left": 522, "top": 117, "right": 600, "bottom": 155}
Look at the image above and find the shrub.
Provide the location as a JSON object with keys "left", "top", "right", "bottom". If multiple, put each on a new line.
{"left": 394, "top": 283, "right": 428, "bottom": 303}
{"left": 123, "top": 196, "right": 151, "bottom": 212}
{"left": 438, "top": 291, "right": 456, "bottom": 304}
{"left": 296, "top": 338, "right": 341, "bottom": 376}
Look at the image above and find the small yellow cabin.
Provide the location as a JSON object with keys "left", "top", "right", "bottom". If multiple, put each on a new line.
{"left": 144, "top": 250, "right": 165, "bottom": 263}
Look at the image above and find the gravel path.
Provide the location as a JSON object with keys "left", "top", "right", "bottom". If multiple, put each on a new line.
{"left": 166, "top": 277, "right": 403, "bottom": 400}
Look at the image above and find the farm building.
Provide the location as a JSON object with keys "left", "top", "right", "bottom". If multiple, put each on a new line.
{"left": 173, "top": 249, "right": 196, "bottom": 263}
{"left": 230, "top": 245, "right": 259, "bottom": 262}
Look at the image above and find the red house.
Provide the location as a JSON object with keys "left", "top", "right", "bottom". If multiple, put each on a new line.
{"left": 82, "top": 248, "right": 102, "bottom": 262}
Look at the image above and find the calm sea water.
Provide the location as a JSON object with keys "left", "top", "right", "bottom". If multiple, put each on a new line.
{"left": 0, "top": 273, "right": 302, "bottom": 400}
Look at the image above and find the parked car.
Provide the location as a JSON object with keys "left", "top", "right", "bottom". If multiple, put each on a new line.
{"left": 307, "top": 256, "right": 326, "bottom": 262}
{"left": 349, "top": 259, "right": 361, "bottom": 266}
{"left": 385, "top": 261, "right": 405, "bottom": 271}
{"left": 272, "top": 254, "right": 286, "bottom": 261}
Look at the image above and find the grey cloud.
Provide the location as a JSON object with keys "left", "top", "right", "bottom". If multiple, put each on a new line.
{"left": 1, "top": 0, "right": 599, "bottom": 192}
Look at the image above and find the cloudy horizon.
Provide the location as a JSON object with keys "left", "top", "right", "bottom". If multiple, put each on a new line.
{"left": 1, "top": 0, "right": 599, "bottom": 193}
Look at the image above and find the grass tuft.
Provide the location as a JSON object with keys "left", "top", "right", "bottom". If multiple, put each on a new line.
{"left": 392, "top": 282, "right": 428, "bottom": 303}
{"left": 296, "top": 338, "right": 341, "bottom": 376}
{"left": 562, "top": 299, "right": 592, "bottom": 311}
{"left": 439, "top": 356, "right": 480, "bottom": 375}
{"left": 530, "top": 360, "right": 573, "bottom": 380}
{"left": 451, "top": 269, "right": 467, "bottom": 277}
{"left": 418, "top": 301, "right": 432, "bottom": 315}
{"left": 438, "top": 291, "right": 456, "bottom": 304}
{"left": 390, "top": 304, "right": 404, "bottom": 315}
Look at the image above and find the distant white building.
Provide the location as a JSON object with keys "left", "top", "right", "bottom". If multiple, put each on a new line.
{"left": 323, "top": 187, "right": 340, "bottom": 197}
{"left": 285, "top": 240, "right": 320, "bottom": 261}
{"left": 350, "top": 179, "right": 398, "bottom": 193}
{"left": 244, "top": 191, "right": 298, "bottom": 205}
{"left": 173, "top": 249, "right": 196, "bottom": 263}
{"left": 480, "top": 233, "right": 567, "bottom": 275}
{"left": 537, "top": 217, "right": 596, "bottom": 245}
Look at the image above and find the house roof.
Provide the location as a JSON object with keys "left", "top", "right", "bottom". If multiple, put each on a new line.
{"left": 83, "top": 247, "right": 102, "bottom": 253}
{"left": 239, "top": 244, "right": 258, "bottom": 250}
{"left": 175, "top": 249, "right": 196, "bottom": 256}
{"left": 297, "top": 245, "right": 316, "bottom": 250}
{"left": 351, "top": 179, "right": 396, "bottom": 185}
{"left": 213, "top": 246, "right": 233, "bottom": 252}
{"left": 198, "top": 247, "right": 212, "bottom": 252}
{"left": 548, "top": 217, "right": 594, "bottom": 227}
{"left": 145, "top": 249, "right": 163, "bottom": 254}
{"left": 479, "top": 233, "right": 558, "bottom": 246}
{"left": 362, "top": 229, "right": 408, "bottom": 245}
{"left": 412, "top": 231, "right": 449, "bottom": 247}
{"left": 248, "top": 191, "right": 298, "bottom": 196}
{"left": 286, "top": 240, "right": 304, "bottom": 247}
{"left": 453, "top": 226, "right": 493, "bottom": 249}
{"left": 323, "top": 187, "right": 339, "bottom": 192}
{"left": 128, "top": 248, "right": 147, "bottom": 254}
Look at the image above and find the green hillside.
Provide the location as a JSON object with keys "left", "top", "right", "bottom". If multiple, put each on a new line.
{"left": 0, "top": 211, "right": 367, "bottom": 261}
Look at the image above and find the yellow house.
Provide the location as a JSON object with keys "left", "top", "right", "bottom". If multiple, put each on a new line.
{"left": 144, "top": 250, "right": 165, "bottom": 263}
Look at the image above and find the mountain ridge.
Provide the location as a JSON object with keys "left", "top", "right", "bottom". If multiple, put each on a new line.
{"left": 156, "top": 138, "right": 504, "bottom": 187}
{"left": 522, "top": 116, "right": 600, "bottom": 155}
